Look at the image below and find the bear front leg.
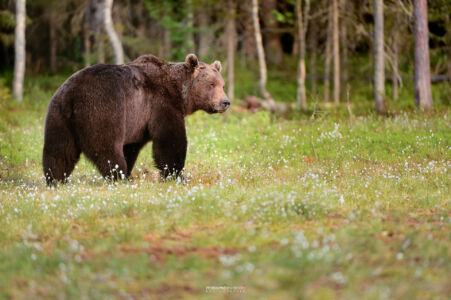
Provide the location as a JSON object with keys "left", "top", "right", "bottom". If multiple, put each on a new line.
{"left": 86, "top": 145, "right": 128, "bottom": 181}
{"left": 152, "top": 123, "right": 187, "bottom": 181}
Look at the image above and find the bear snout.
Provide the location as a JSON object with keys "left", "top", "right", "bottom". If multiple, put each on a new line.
{"left": 220, "top": 99, "right": 231, "bottom": 110}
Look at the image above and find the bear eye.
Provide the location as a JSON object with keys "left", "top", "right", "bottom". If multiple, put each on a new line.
{"left": 210, "top": 83, "right": 215, "bottom": 89}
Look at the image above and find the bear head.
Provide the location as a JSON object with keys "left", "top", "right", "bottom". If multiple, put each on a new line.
{"left": 184, "top": 54, "right": 230, "bottom": 114}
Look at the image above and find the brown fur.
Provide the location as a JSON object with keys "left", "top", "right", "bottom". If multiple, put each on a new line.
{"left": 42, "top": 54, "right": 229, "bottom": 184}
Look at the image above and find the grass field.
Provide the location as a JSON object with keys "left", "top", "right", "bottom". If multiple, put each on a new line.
{"left": 0, "top": 75, "right": 450, "bottom": 299}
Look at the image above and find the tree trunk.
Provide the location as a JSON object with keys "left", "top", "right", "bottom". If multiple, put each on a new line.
{"left": 340, "top": 0, "right": 348, "bottom": 87}
{"left": 49, "top": 10, "right": 57, "bottom": 74}
{"left": 296, "top": 0, "right": 308, "bottom": 110}
{"left": 227, "top": 0, "right": 236, "bottom": 101}
{"left": 243, "top": 1, "right": 255, "bottom": 61}
{"left": 448, "top": 51, "right": 451, "bottom": 101}
{"left": 13, "top": 0, "right": 26, "bottom": 102}
{"left": 104, "top": 0, "right": 124, "bottom": 64}
{"left": 163, "top": 27, "right": 172, "bottom": 59}
{"left": 83, "top": 2, "right": 92, "bottom": 67}
{"left": 392, "top": 41, "right": 399, "bottom": 100}
{"left": 97, "top": 35, "right": 105, "bottom": 63}
{"left": 197, "top": 12, "right": 208, "bottom": 58}
{"left": 186, "top": 0, "right": 195, "bottom": 53}
{"left": 308, "top": 20, "right": 318, "bottom": 94}
{"left": 252, "top": 0, "right": 275, "bottom": 107}
{"left": 374, "top": 0, "right": 385, "bottom": 113}
{"left": 413, "top": 0, "right": 433, "bottom": 110}
{"left": 392, "top": 11, "right": 399, "bottom": 100}
{"left": 89, "top": 0, "right": 105, "bottom": 63}
{"left": 324, "top": 4, "right": 332, "bottom": 102}
{"left": 292, "top": 28, "right": 299, "bottom": 57}
{"left": 447, "top": 14, "right": 451, "bottom": 100}
{"left": 262, "top": 0, "right": 283, "bottom": 65}
{"left": 332, "top": 0, "right": 340, "bottom": 104}
{"left": 197, "top": 2, "right": 212, "bottom": 59}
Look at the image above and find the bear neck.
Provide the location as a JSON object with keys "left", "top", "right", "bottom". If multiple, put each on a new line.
{"left": 172, "top": 63, "right": 199, "bottom": 116}
{"left": 159, "top": 63, "right": 195, "bottom": 116}
{"left": 181, "top": 83, "right": 192, "bottom": 115}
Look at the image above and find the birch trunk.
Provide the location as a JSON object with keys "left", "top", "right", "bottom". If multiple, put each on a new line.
{"left": 374, "top": 0, "right": 385, "bottom": 113}
{"left": 104, "top": 0, "right": 124, "bottom": 64}
{"left": 292, "top": 28, "right": 299, "bottom": 57}
{"left": 252, "top": 0, "right": 275, "bottom": 108}
{"left": 13, "top": 0, "right": 26, "bottom": 102}
{"left": 413, "top": 0, "right": 433, "bottom": 110}
{"left": 296, "top": 0, "right": 308, "bottom": 110}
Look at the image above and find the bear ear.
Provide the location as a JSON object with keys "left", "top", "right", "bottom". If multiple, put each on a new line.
{"left": 212, "top": 60, "right": 222, "bottom": 73}
{"left": 185, "top": 53, "right": 199, "bottom": 70}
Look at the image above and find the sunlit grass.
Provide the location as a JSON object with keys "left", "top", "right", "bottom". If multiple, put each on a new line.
{"left": 0, "top": 75, "right": 449, "bottom": 299}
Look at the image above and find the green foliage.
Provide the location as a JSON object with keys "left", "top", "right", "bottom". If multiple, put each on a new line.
{"left": 121, "top": 36, "right": 157, "bottom": 59}
{"left": 0, "top": 10, "right": 15, "bottom": 30}
{"left": 0, "top": 10, "right": 15, "bottom": 47}
{"left": 143, "top": 0, "right": 196, "bottom": 60}
{"left": 0, "top": 77, "right": 11, "bottom": 101}
{"left": 271, "top": 9, "right": 295, "bottom": 25}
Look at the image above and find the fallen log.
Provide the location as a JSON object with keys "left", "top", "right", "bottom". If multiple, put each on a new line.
{"left": 239, "top": 95, "right": 296, "bottom": 114}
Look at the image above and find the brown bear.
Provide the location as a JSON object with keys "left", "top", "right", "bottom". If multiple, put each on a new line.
{"left": 42, "top": 54, "right": 230, "bottom": 184}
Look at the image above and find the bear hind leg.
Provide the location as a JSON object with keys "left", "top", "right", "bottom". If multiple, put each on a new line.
{"left": 43, "top": 123, "right": 80, "bottom": 185}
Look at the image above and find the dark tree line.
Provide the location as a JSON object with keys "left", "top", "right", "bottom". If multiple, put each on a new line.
{"left": 1, "top": 0, "right": 450, "bottom": 110}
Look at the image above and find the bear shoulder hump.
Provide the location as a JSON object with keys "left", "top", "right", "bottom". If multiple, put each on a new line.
{"left": 129, "top": 55, "right": 165, "bottom": 67}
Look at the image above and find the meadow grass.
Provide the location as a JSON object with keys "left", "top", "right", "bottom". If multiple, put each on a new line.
{"left": 0, "top": 75, "right": 450, "bottom": 299}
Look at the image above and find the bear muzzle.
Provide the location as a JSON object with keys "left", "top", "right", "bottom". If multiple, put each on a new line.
{"left": 220, "top": 99, "right": 231, "bottom": 111}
